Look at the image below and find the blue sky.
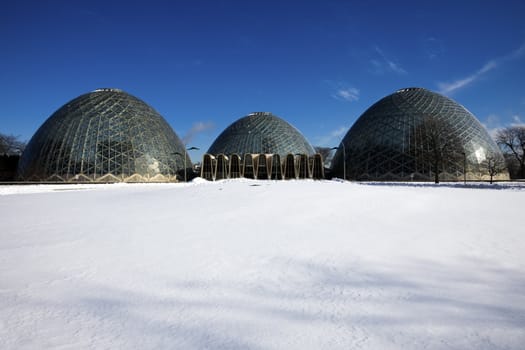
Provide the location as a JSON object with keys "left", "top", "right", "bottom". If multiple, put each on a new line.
{"left": 2, "top": 0, "right": 525, "bottom": 160}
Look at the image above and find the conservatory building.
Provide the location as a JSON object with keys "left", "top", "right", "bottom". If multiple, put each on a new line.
{"left": 202, "top": 112, "right": 323, "bottom": 180}
{"left": 331, "top": 87, "right": 509, "bottom": 181}
{"left": 17, "top": 88, "right": 190, "bottom": 182}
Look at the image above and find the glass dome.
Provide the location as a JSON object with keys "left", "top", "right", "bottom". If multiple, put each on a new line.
{"left": 331, "top": 87, "right": 508, "bottom": 181}
{"left": 18, "top": 88, "right": 190, "bottom": 182}
{"left": 208, "top": 112, "right": 315, "bottom": 157}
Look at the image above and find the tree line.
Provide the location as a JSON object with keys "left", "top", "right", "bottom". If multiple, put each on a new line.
{"left": 495, "top": 126, "right": 525, "bottom": 179}
{"left": 0, "top": 133, "right": 26, "bottom": 156}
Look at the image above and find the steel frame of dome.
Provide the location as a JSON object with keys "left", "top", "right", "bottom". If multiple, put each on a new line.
{"left": 17, "top": 88, "right": 190, "bottom": 182}
{"left": 331, "top": 87, "right": 509, "bottom": 181}
{"left": 207, "top": 112, "right": 315, "bottom": 158}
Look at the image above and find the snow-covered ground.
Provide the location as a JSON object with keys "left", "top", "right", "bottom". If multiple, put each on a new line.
{"left": 1, "top": 180, "right": 524, "bottom": 349}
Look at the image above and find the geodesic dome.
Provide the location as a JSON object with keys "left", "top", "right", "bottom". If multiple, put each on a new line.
{"left": 208, "top": 112, "right": 315, "bottom": 157}
{"left": 331, "top": 87, "right": 508, "bottom": 181}
{"left": 18, "top": 88, "right": 190, "bottom": 182}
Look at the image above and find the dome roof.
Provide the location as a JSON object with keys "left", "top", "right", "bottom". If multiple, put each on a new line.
{"left": 18, "top": 88, "right": 189, "bottom": 182}
{"left": 208, "top": 112, "right": 315, "bottom": 157}
{"left": 331, "top": 87, "right": 508, "bottom": 181}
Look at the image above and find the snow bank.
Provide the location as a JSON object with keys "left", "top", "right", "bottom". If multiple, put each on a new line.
{"left": 1, "top": 180, "right": 524, "bottom": 349}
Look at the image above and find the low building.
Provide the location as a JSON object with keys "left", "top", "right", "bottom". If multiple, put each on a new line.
{"left": 200, "top": 153, "right": 325, "bottom": 181}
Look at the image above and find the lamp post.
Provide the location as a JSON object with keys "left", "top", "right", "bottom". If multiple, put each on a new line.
{"left": 172, "top": 152, "right": 184, "bottom": 182}
{"left": 173, "top": 146, "right": 199, "bottom": 182}
{"left": 331, "top": 142, "right": 346, "bottom": 180}
{"left": 185, "top": 146, "right": 199, "bottom": 182}
{"left": 462, "top": 151, "right": 467, "bottom": 185}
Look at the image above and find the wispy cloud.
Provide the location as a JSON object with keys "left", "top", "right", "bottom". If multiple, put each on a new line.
{"left": 325, "top": 81, "right": 360, "bottom": 103}
{"left": 438, "top": 61, "right": 497, "bottom": 95}
{"left": 511, "top": 115, "right": 524, "bottom": 126}
{"left": 182, "top": 121, "right": 215, "bottom": 144}
{"left": 438, "top": 43, "right": 525, "bottom": 95}
{"left": 334, "top": 87, "right": 360, "bottom": 102}
{"left": 482, "top": 114, "right": 524, "bottom": 138}
{"left": 314, "top": 126, "right": 348, "bottom": 146}
{"left": 371, "top": 46, "right": 407, "bottom": 75}
{"left": 481, "top": 114, "right": 502, "bottom": 138}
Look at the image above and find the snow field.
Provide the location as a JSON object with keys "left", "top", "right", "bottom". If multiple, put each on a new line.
{"left": 1, "top": 180, "right": 524, "bottom": 349}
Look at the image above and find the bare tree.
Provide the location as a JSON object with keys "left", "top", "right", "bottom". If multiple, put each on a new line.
{"left": 502, "top": 154, "right": 520, "bottom": 179}
{"left": 412, "top": 115, "right": 464, "bottom": 183}
{"left": 480, "top": 155, "right": 507, "bottom": 184}
{"left": 0, "top": 133, "right": 26, "bottom": 155}
{"left": 314, "top": 146, "right": 335, "bottom": 167}
{"left": 495, "top": 126, "right": 525, "bottom": 179}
